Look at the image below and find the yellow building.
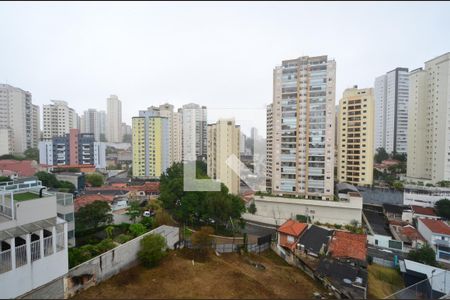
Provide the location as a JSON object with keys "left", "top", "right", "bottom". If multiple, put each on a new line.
{"left": 132, "top": 111, "right": 169, "bottom": 178}
{"left": 207, "top": 119, "right": 240, "bottom": 194}
{"left": 337, "top": 86, "right": 374, "bottom": 186}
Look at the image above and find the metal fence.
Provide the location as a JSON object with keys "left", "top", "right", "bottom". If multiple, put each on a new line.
{"left": 386, "top": 270, "right": 450, "bottom": 299}
{"left": 44, "top": 236, "right": 53, "bottom": 257}
{"left": 31, "top": 240, "right": 41, "bottom": 262}
{"left": 0, "top": 249, "right": 12, "bottom": 274}
{"left": 15, "top": 244, "right": 27, "bottom": 268}
{"left": 183, "top": 240, "right": 270, "bottom": 254}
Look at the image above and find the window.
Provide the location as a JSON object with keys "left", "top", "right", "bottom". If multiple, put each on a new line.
{"left": 287, "top": 235, "right": 295, "bottom": 243}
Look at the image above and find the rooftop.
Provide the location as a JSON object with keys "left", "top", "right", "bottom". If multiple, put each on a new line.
{"left": 419, "top": 218, "right": 450, "bottom": 236}
{"left": 299, "top": 225, "right": 333, "bottom": 254}
{"left": 328, "top": 231, "right": 367, "bottom": 262}
{"left": 383, "top": 203, "right": 404, "bottom": 215}
{"left": 277, "top": 219, "right": 308, "bottom": 237}
{"left": 74, "top": 194, "right": 114, "bottom": 211}
{"left": 363, "top": 209, "right": 391, "bottom": 236}
{"left": 0, "top": 159, "right": 40, "bottom": 177}
{"left": 411, "top": 205, "right": 437, "bottom": 216}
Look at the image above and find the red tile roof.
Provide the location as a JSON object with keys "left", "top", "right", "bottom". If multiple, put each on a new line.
{"left": 0, "top": 160, "right": 40, "bottom": 177}
{"left": 419, "top": 218, "right": 450, "bottom": 235}
{"left": 74, "top": 194, "right": 114, "bottom": 211}
{"left": 277, "top": 219, "right": 308, "bottom": 237}
{"left": 401, "top": 225, "right": 425, "bottom": 242}
{"left": 86, "top": 182, "right": 160, "bottom": 193}
{"left": 411, "top": 205, "right": 437, "bottom": 216}
{"left": 328, "top": 231, "right": 367, "bottom": 261}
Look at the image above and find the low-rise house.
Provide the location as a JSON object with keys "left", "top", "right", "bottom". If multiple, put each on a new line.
{"left": 363, "top": 205, "right": 403, "bottom": 251}
{"left": 0, "top": 182, "right": 69, "bottom": 298}
{"left": 316, "top": 257, "right": 368, "bottom": 299}
{"left": 277, "top": 219, "right": 308, "bottom": 251}
{"left": 403, "top": 184, "right": 450, "bottom": 208}
{"left": 328, "top": 231, "right": 367, "bottom": 263}
{"left": 0, "top": 159, "right": 44, "bottom": 178}
{"left": 417, "top": 218, "right": 450, "bottom": 263}
{"left": 74, "top": 194, "right": 114, "bottom": 211}
{"left": 389, "top": 223, "right": 426, "bottom": 251}
{"left": 298, "top": 225, "right": 333, "bottom": 257}
{"left": 402, "top": 205, "right": 440, "bottom": 224}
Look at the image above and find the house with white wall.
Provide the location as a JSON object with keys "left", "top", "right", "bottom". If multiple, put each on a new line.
{"left": 417, "top": 218, "right": 450, "bottom": 263}
{"left": 0, "top": 181, "right": 69, "bottom": 298}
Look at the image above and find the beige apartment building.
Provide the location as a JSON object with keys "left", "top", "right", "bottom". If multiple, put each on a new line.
{"left": 207, "top": 118, "right": 240, "bottom": 195}
{"left": 407, "top": 52, "right": 450, "bottom": 183}
{"left": 267, "top": 55, "right": 336, "bottom": 200}
{"left": 106, "top": 95, "right": 122, "bottom": 143}
{"left": 43, "top": 100, "right": 78, "bottom": 140}
{"left": 337, "top": 86, "right": 374, "bottom": 186}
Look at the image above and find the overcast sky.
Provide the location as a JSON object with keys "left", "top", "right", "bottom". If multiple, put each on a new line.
{"left": 1, "top": 1, "right": 449, "bottom": 136}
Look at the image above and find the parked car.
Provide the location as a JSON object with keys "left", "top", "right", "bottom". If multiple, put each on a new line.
{"left": 143, "top": 210, "right": 156, "bottom": 217}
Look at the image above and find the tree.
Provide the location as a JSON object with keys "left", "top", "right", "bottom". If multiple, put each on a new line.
{"left": 126, "top": 201, "right": 141, "bottom": 223}
{"left": 138, "top": 234, "right": 167, "bottom": 268}
{"left": 392, "top": 152, "right": 407, "bottom": 162}
{"left": 58, "top": 180, "right": 76, "bottom": 193}
{"left": 129, "top": 223, "right": 147, "bottom": 237}
{"left": 374, "top": 148, "right": 389, "bottom": 164}
{"left": 86, "top": 173, "right": 104, "bottom": 187}
{"left": 437, "top": 181, "right": 450, "bottom": 188}
{"left": 24, "top": 147, "right": 39, "bottom": 161}
{"left": 435, "top": 199, "right": 450, "bottom": 219}
{"left": 0, "top": 176, "right": 10, "bottom": 182}
{"left": 407, "top": 244, "right": 438, "bottom": 266}
{"left": 154, "top": 209, "right": 173, "bottom": 227}
{"left": 75, "top": 200, "right": 113, "bottom": 232}
{"left": 105, "top": 226, "right": 115, "bottom": 239}
{"left": 248, "top": 202, "right": 257, "bottom": 214}
{"left": 191, "top": 226, "right": 214, "bottom": 257}
{"left": 35, "top": 171, "right": 59, "bottom": 188}
{"left": 392, "top": 181, "right": 404, "bottom": 191}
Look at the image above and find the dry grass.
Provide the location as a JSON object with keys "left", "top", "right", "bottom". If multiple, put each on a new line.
{"left": 73, "top": 249, "right": 325, "bottom": 299}
{"left": 368, "top": 264, "right": 404, "bottom": 299}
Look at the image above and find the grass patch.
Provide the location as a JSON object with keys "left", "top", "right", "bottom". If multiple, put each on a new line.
{"left": 368, "top": 264, "right": 404, "bottom": 299}
{"left": 13, "top": 192, "right": 39, "bottom": 201}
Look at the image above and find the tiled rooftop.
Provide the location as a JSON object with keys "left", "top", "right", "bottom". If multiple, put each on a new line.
{"left": 328, "top": 231, "right": 367, "bottom": 261}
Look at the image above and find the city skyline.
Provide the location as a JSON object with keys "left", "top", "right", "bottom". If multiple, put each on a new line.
{"left": 1, "top": 2, "right": 450, "bottom": 134}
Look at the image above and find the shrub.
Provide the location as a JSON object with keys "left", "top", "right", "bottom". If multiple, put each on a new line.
{"left": 115, "top": 234, "right": 134, "bottom": 244}
{"left": 138, "top": 234, "right": 167, "bottom": 268}
{"left": 95, "top": 238, "right": 116, "bottom": 253}
{"left": 141, "top": 217, "right": 154, "bottom": 229}
{"left": 129, "top": 223, "right": 147, "bottom": 237}
{"left": 191, "top": 226, "right": 214, "bottom": 257}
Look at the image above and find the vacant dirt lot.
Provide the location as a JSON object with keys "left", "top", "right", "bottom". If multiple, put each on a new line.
{"left": 73, "top": 249, "right": 325, "bottom": 299}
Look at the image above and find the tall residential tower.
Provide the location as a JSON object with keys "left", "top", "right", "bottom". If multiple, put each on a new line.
{"left": 268, "top": 55, "right": 336, "bottom": 200}
{"left": 374, "top": 67, "right": 409, "bottom": 154}
{"left": 43, "top": 100, "right": 78, "bottom": 140}
{"left": 106, "top": 95, "right": 122, "bottom": 143}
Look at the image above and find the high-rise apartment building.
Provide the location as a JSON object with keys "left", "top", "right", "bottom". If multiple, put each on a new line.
{"left": 374, "top": 68, "right": 409, "bottom": 154}
{"left": 337, "top": 86, "right": 374, "bottom": 186}
{"left": 39, "top": 128, "right": 106, "bottom": 168}
{"left": 207, "top": 118, "right": 240, "bottom": 195}
{"left": 407, "top": 53, "right": 450, "bottom": 183}
{"left": 132, "top": 110, "right": 169, "bottom": 178}
{"left": 181, "top": 103, "right": 207, "bottom": 161}
{"left": 266, "top": 103, "right": 273, "bottom": 192}
{"left": 268, "top": 55, "right": 336, "bottom": 200}
{"left": 106, "top": 95, "right": 122, "bottom": 143}
{"left": 81, "top": 109, "right": 101, "bottom": 141}
{"left": 146, "top": 104, "right": 182, "bottom": 166}
{"left": 0, "top": 84, "right": 40, "bottom": 153}
{"left": 121, "top": 122, "right": 132, "bottom": 139}
{"left": 98, "top": 110, "right": 106, "bottom": 140}
{"left": 43, "top": 100, "right": 78, "bottom": 140}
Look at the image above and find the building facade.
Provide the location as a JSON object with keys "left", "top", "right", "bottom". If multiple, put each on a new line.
{"left": 132, "top": 110, "right": 169, "bottom": 178}
{"left": 106, "top": 95, "right": 122, "bottom": 143}
{"left": 43, "top": 100, "right": 78, "bottom": 140}
{"left": 81, "top": 108, "right": 101, "bottom": 142}
{"left": 0, "top": 181, "right": 69, "bottom": 298}
{"left": 407, "top": 53, "right": 450, "bottom": 183}
{"left": 207, "top": 118, "right": 240, "bottom": 194}
{"left": 374, "top": 68, "right": 409, "bottom": 154}
{"left": 38, "top": 128, "right": 106, "bottom": 168}
{"left": 337, "top": 86, "right": 374, "bottom": 186}
{"left": 181, "top": 103, "right": 207, "bottom": 161}
{"left": 0, "top": 84, "right": 39, "bottom": 154}
{"left": 268, "top": 55, "right": 336, "bottom": 200}
{"left": 266, "top": 103, "right": 273, "bottom": 192}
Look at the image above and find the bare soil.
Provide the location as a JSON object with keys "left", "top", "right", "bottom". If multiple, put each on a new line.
{"left": 73, "top": 249, "right": 325, "bottom": 299}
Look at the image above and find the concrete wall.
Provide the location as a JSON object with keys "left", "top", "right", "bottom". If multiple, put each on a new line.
{"left": 64, "top": 225, "right": 179, "bottom": 298}
{"left": 251, "top": 196, "right": 362, "bottom": 225}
